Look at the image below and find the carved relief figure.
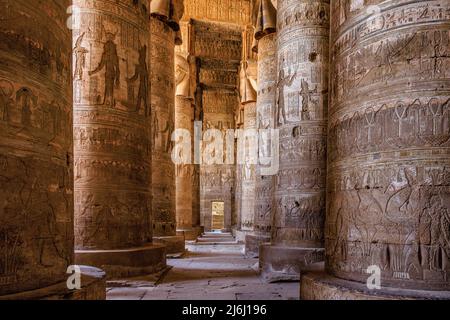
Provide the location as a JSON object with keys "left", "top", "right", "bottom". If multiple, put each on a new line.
{"left": 299, "top": 79, "right": 317, "bottom": 121}
{"left": 419, "top": 195, "right": 450, "bottom": 273}
{"left": 73, "top": 33, "right": 89, "bottom": 81}
{"left": 276, "top": 68, "right": 296, "bottom": 125}
{"left": 0, "top": 79, "right": 13, "bottom": 122}
{"left": 89, "top": 30, "right": 120, "bottom": 106}
{"left": 128, "top": 45, "right": 149, "bottom": 115}
{"left": 16, "top": 88, "right": 35, "bottom": 127}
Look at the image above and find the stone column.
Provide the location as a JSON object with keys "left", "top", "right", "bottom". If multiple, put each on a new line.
{"left": 174, "top": 48, "right": 201, "bottom": 240}
{"left": 150, "top": 1, "right": 185, "bottom": 255}
{"left": 0, "top": 0, "right": 105, "bottom": 298}
{"left": 245, "top": 2, "right": 278, "bottom": 255}
{"left": 301, "top": 0, "right": 450, "bottom": 299}
{"left": 73, "top": 0, "right": 166, "bottom": 278}
{"left": 239, "top": 101, "right": 258, "bottom": 230}
{"left": 259, "top": 0, "right": 329, "bottom": 281}
{"left": 235, "top": 25, "right": 258, "bottom": 244}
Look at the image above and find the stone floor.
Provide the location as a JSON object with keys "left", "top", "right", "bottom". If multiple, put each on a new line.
{"left": 107, "top": 241, "right": 299, "bottom": 300}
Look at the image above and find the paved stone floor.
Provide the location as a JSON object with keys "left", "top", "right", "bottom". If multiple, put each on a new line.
{"left": 107, "top": 243, "right": 299, "bottom": 300}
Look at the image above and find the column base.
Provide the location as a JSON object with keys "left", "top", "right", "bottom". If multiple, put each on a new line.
{"left": 0, "top": 266, "right": 106, "bottom": 300}
{"left": 153, "top": 235, "right": 185, "bottom": 257}
{"left": 259, "top": 244, "right": 324, "bottom": 282}
{"left": 235, "top": 229, "right": 252, "bottom": 243}
{"left": 300, "top": 272, "right": 450, "bottom": 300}
{"left": 75, "top": 244, "right": 167, "bottom": 279}
{"left": 245, "top": 234, "right": 270, "bottom": 258}
{"left": 177, "top": 227, "right": 203, "bottom": 241}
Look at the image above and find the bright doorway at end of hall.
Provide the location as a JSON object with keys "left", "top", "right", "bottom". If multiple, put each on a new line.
{"left": 211, "top": 201, "right": 225, "bottom": 231}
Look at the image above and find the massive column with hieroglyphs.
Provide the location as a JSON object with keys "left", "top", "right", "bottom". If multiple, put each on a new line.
{"left": 235, "top": 25, "right": 258, "bottom": 244}
{"left": 72, "top": 0, "right": 167, "bottom": 278}
{"left": 301, "top": 0, "right": 450, "bottom": 300}
{"left": 0, "top": 0, "right": 74, "bottom": 296}
{"left": 259, "top": 0, "right": 329, "bottom": 281}
{"left": 0, "top": 0, "right": 105, "bottom": 298}
{"left": 245, "top": 0, "right": 278, "bottom": 257}
{"left": 150, "top": 0, "right": 185, "bottom": 255}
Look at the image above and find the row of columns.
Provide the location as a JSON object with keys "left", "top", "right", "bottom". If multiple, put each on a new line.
{"left": 240, "top": 0, "right": 450, "bottom": 298}
{"left": 0, "top": 0, "right": 190, "bottom": 297}
{"left": 302, "top": 0, "right": 450, "bottom": 298}
{"left": 259, "top": 0, "right": 329, "bottom": 282}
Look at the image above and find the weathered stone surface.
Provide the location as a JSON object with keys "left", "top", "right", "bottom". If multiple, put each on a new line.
{"left": 301, "top": 272, "right": 450, "bottom": 300}
{"left": 0, "top": 0, "right": 74, "bottom": 295}
{"left": 108, "top": 242, "right": 299, "bottom": 301}
{"left": 325, "top": 0, "right": 450, "bottom": 291}
{"left": 72, "top": 0, "right": 166, "bottom": 276}
{"left": 259, "top": 0, "right": 329, "bottom": 279}
{"left": 0, "top": 266, "right": 107, "bottom": 300}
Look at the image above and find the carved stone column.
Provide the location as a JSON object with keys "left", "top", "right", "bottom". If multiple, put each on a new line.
{"left": 174, "top": 50, "right": 201, "bottom": 240}
{"left": 235, "top": 25, "right": 258, "bottom": 244}
{"left": 150, "top": 1, "right": 185, "bottom": 255}
{"left": 0, "top": 0, "right": 105, "bottom": 298}
{"left": 245, "top": 31, "right": 277, "bottom": 257}
{"left": 73, "top": 0, "right": 166, "bottom": 278}
{"left": 301, "top": 0, "right": 450, "bottom": 299}
{"left": 259, "top": 0, "right": 329, "bottom": 281}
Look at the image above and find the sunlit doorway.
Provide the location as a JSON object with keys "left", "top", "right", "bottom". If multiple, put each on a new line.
{"left": 211, "top": 201, "right": 225, "bottom": 231}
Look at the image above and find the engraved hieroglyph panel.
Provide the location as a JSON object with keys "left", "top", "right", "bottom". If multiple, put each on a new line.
{"left": 239, "top": 102, "right": 257, "bottom": 231}
{"left": 272, "top": 0, "right": 329, "bottom": 247}
{"left": 192, "top": 20, "right": 243, "bottom": 62}
{"left": 73, "top": 0, "right": 152, "bottom": 250}
{"left": 326, "top": 0, "right": 450, "bottom": 291}
{"left": 0, "top": 0, "right": 73, "bottom": 295}
{"left": 183, "top": 0, "right": 252, "bottom": 25}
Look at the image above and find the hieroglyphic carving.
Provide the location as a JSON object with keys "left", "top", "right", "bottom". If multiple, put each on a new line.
{"left": 73, "top": 0, "right": 153, "bottom": 251}
{"left": 191, "top": 18, "right": 242, "bottom": 231}
{"left": 0, "top": 0, "right": 73, "bottom": 295}
{"left": 326, "top": 0, "right": 450, "bottom": 291}
{"left": 192, "top": 20, "right": 243, "bottom": 61}
{"left": 254, "top": 32, "right": 277, "bottom": 236}
{"left": 151, "top": 16, "right": 177, "bottom": 237}
{"left": 237, "top": 103, "right": 258, "bottom": 232}
{"left": 272, "top": 0, "right": 329, "bottom": 249}
{"left": 183, "top": 0, "right": 252, "bottom": 25}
